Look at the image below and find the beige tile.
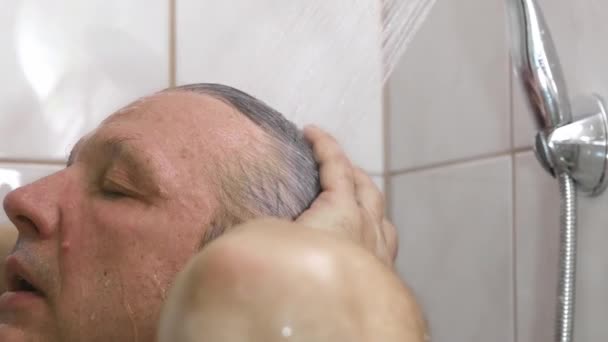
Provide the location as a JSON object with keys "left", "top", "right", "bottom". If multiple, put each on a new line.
{"left": 515, "top": 151, "right": 608, "bottom": 341}
{"left": 513, "top": 152, "right": 559, "bottom": 341}
{"left": 0, "top": 163, "right": 62, "bottom": 225}
{"left": 0, "top": 1, "right": 169, "bottom": 161}
{"left": 512, "top": 0, "right": 608, "bottom": 148}
{"left": 576, "top": 187, "right": 608, "bottom": 340}
{"left": 176, "top": 0, "right": 385, "bottom": 173}
{"left": 388, "top": 0, "right": 510, "bottom": 171}
{"left": 391, "top": 156, "right": 513, "bottom": 341}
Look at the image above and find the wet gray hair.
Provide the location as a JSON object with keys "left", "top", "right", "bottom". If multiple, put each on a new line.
{"left": 170, "top": 84, "right": 321, "bottom": 246}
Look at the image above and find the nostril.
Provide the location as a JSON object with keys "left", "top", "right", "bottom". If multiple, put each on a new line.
{"left": 15, "top": 215, "right": 38, "bottom": 235}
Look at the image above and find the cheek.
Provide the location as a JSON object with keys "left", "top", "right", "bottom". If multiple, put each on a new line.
{"left": 88, "top": 201, "right": 165, "bottom": 248}
{"left": 56, "top": 203, "right": 199, "bottom": 341}
{"left": 58, "top": 201, "right": 161, "bottom": 298}
{"left": 85, "top": 201, "right": 203, "bottom": 291}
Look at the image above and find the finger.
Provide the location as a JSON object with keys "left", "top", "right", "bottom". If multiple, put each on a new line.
{"left": 295, "top": 193, "right": 352, "bottom": 233}
{"left": 304, "top": 126, "right": 355, "bottom": 196}
{"left": 353, "top": 168, "right": 387, "bottom": 258}
{"left": 353, "top": 167, "right": 384, "bottom": 221}
{"left": 382, "top": 219, "right": 399, "bottom": 263}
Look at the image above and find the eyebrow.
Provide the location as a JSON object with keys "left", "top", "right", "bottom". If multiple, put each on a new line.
{"left": 68, "top": 136, "right": 137, "bottom": 167}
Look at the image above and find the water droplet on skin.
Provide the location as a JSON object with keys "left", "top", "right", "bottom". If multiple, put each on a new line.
{"left": 153, "top": 273, "right": 166, "bottom": 300}
{"left": 281, "top": 326, "right": 292, "bottom": 338}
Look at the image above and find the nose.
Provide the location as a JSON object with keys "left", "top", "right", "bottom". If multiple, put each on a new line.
{"left": 3, "top": 172, "right": 65, "bottom": 240}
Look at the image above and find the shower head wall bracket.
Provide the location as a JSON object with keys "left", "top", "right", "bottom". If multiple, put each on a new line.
{"left": 509, "top": 0, "right": 608, "bottom": 196}
{"left": 535, "top": 95, "right": 608, "bottom": 196}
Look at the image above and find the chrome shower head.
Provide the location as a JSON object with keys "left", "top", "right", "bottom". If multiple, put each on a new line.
{"left": 508, "top": 0, "right": 608, "bottom": 195}
{"left": 508, "top": 0, "right": 572, "bottom": 129}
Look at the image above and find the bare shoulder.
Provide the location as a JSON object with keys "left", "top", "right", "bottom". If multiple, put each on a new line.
{"left": 159, "top": 218, "right": 427, "bottom": 342}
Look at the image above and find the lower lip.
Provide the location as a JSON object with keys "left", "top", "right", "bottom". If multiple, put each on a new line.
{"left": 0, "top": 291, "right": 45, "bottom": 312}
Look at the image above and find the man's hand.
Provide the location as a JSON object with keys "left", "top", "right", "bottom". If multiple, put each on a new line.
{"left": 296, "top": 126, "right": 398, "bottom": 267}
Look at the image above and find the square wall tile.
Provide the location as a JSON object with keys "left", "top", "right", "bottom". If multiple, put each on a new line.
{"left": 176, "top": 0, "right": 384, "bottom": 173}
{"left": 388, "top": 0, "right": 510, "bottom": 171}
{"left": 515, "top": 152, "right": 608, "bottom": 341}
{"left": 0, "top": 1, "right": 169, "bottom": 161}
{"left": 513, "top": 152, "right": 559, "bottom": 342}
{"left": 512, "top": 0, "right": 608, "bottom": 148}
{"left": 0, "top": 163, "right": 63, "bottom": 225}
{"left": 391, "top": 156, "right": 513, "bottom": 342}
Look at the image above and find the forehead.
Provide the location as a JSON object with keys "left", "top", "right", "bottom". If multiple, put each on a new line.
{"left": 108, "top": 91, "right": 241, "bottom": 130}
{"left": 100, "top": 91, "right": 267, "bottom": 158}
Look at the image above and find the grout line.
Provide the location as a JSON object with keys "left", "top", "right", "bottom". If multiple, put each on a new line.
{"left": 169, "top": 0, "right": 177, "bottom": 87}
{"left": 379, "top": 0, "right": 393, "bottom": 219}
{"left": 388, "top": 148, "right": 532, "bottom": 176}
{"left": 512, "top": 146, "right": 533, "bottom": 154}
{"left": 0, "top": 158, "right": 66, "bottom": 166}
{"left": 508, "top": 44, "right": 519, "bottom": 342}
{"left": 366, "top": 171, "right": 385, "bottom": 178}
{"left": 383, "top": 81, "right": 393, "bottom": 219}
{"left": 509, "top": 47, "right": 515, "bottom": 152}
{"left": 511, "top": 151, "right": 519, "bottom": 342}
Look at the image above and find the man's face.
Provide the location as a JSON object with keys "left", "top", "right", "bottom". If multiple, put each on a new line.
{"left": 0, "top": 91, "right": 262, "bottom": 342}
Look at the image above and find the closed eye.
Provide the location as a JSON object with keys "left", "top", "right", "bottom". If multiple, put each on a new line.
{"left": 102, "top": 189, "right": 128, "bottom": 199}
{"left": 101, "top": 180, "right": 130, "bottom": 199}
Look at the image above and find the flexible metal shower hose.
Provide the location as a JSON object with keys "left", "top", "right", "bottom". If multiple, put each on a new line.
{"left": 556, "top": 173, "right": 577, "bottom": 342}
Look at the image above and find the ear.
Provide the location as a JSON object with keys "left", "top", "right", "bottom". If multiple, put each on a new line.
{"left": 0, "top": 226, "right": 17, "bottom": 293}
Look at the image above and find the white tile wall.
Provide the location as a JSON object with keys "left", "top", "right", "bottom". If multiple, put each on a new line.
{"left": 0, "top": 0, "right": 169, "bottom": 161}
{"left": 391, "top": 156, "right": 513, "bottom": 342}
{"left": 515, "top": 152, "right": 608, "bottom": 342}
{"left": 176, "top": 0, "right": 385, "bottom": 173}
{"left": 512, "top": 0, "right": 608, "bottom": 148}
{"left": 0, "top": 163, "right": 63, "bottom": 225}
{"left": 388, "top": 0, "right": 510, "bottom": 171}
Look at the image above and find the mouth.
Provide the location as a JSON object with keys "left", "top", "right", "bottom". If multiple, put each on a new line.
{"left": 5, "top": 256, "right": 45, "bottom": 298}
{"left": 9, "top": 275, "right": 44, "bottom": 297}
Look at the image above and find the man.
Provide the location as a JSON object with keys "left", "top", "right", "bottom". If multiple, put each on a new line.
{"left": 0, "top": 84, "right": 425, "bottom": 341}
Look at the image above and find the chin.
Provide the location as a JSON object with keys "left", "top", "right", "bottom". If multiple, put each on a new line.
{"left": 0, "top": 323, "right": 29, "bottom": 341}
{"left": 0, "top": 317, "right": 53, "bottom": 342}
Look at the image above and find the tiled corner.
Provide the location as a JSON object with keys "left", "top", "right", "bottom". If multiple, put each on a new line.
{"left": 176, "top": 0, "right": 385, "bottom": 173}
{"left": 512, "top": 0, "right": 608, "bottom": 148}
{"left": 0, "top": 163, "right": 63, "bottom": 225}
{"left": 0, "top": 1, "right": 169, "bottom": 161}
{"left": 515, "top": 152, "right": 608, "bottom": 341}
{"left": 391, "top": 156, "right": 513, "bottom": 342}
{"left": 388, "top": 0, "right": 510, "bottom": 171}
